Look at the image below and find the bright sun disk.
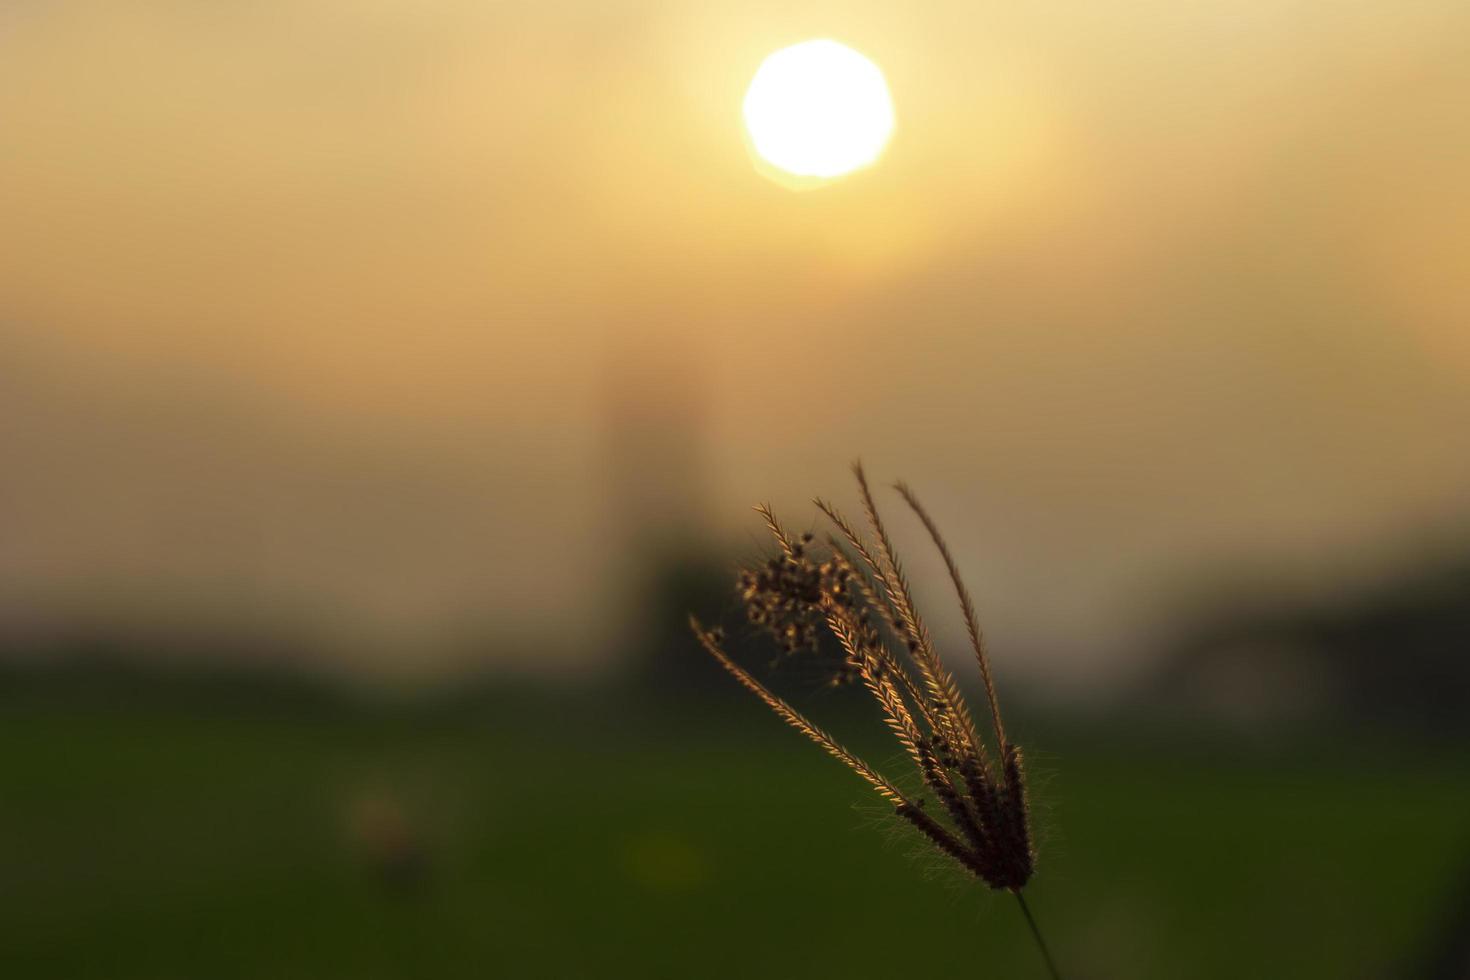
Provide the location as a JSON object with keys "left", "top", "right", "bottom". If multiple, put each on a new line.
{"left": 743, "top": 39, "right": 894, "bottom": 181}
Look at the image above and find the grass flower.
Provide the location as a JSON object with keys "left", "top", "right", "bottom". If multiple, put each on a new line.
{"left": 690, "top": 462, "right": 1063, "bottom": 979}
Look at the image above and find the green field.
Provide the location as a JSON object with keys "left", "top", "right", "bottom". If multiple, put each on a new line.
{"left": 4, "top": 687, "right": 1467, "bottom": 979}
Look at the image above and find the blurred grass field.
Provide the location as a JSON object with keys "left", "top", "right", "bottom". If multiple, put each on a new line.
{"left": 4, "top": 681, "right": 1468, "bottom": 980}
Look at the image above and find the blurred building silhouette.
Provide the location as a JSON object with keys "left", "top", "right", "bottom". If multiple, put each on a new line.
{"left": 1148, "top": 548, "right": 1470, "bottom": 734}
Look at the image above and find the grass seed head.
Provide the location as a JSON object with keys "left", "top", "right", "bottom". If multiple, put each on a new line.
{"left": 693, "top": 464, "right": 1035, "bottom": 894}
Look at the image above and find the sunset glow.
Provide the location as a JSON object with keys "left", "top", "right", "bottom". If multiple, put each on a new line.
{"left": 742, "top": 39, "right": 894, "bottom": 181}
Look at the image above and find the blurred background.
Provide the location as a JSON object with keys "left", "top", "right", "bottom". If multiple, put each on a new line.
{"left": 2, "top": 1, "right": 1468, "bottom": 977}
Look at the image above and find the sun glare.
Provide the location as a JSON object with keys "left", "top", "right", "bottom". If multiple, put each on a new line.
{"left": 742, "top": 39, "right": 894, "bottom": 182}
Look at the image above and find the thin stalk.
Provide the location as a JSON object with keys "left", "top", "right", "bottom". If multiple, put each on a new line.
{"left": 1013, "top": 891, "right": 1064, "bottom": 980}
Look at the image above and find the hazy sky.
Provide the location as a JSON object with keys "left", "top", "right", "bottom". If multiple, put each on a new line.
{"left": 2, "top": 0, "right": 1467, "bottom": 684}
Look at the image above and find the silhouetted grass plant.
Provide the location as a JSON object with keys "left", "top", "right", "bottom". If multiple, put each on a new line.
{"left": 690, "top": 462, "right": 1064, "bottom": 980}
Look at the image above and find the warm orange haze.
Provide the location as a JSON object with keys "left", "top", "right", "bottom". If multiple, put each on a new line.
{"left": 2, "top": 0, "right": 1468, "bottom": 689}
{"left": 3, "top": 4, "right": 1470, "bottom": 980}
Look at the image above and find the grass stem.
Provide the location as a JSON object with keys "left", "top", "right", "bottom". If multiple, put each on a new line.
{"left": 1014, "top": 891, "right": 1064, "bottom": 980}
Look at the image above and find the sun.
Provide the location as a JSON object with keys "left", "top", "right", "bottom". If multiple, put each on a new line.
{"left": 742, "top": 39, "right": 895, "bottom": 182}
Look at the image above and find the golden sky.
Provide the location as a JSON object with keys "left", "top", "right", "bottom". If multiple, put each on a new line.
{"left": 2, "top": 0, "right": 1468, "bottom": 682}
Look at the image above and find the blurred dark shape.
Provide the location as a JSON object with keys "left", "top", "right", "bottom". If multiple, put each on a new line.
{"left": 623, "top": 543, "right": 742, "bottom": 699}
{"left": 1149, "top": 550, "right": 1470, "bottom": 733}
{"left": 346, "top": 789, "right": 430, "bottom": 895}
{"left": 0, "top": 619, "right": 342, "bottom": 715}
{"left": 1406, "top": 849, "right": 1470, "bottom": 980}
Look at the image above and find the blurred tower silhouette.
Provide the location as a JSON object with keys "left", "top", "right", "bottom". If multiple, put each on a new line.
{"left": 597, "top": 328, "right": 732, "bottom": 696}
{"left": 600, "top": 333, "right": 708, "bottom": 555}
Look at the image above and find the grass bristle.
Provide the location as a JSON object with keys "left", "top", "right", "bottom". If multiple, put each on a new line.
{"left": 690, "top": 463, "right": 1036, "bottom": 895}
